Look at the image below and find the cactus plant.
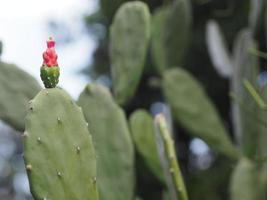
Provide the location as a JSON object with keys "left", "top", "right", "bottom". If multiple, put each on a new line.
{"left": 23, "top": 88, "right": 98, "bottom": 200}
{"left": 206, "top": 20, "right": 232, "bottom": 78}
{"left": 164, "top": 0, "right": 192, "bottom": 69}
{"left": 151, "top": 0, "right": 191, "bottom": 74}
{"left": 78, "top": 83, "right": 135, "bottom": 200}
{"left": 0, "top": 59, "right": 41, "bottom": 131}
{"left": 110, "top": 1, "right": 151, "bottom": 105}
{"left": 162, "top": 68, "right": 238, "bottom": 159}
{"left": 129, "top": 109, "right": 164, "bottom": 183}
{"left": 5, "top": 0, "right": 266, "bottom": 199}
{"left": 23, "top": 40, "right": 99, "bottom": 200}
{"left": 230, "top": 158, "right": 265, "bottom": 200}
{"left": 151, "top": 6, "right": 169, "bottom": 74}
{"left": 231, "top": 29, "right": 260, "bottom": 158}
{"left": 154, "top": 113, "right": 188, "bottom": 200}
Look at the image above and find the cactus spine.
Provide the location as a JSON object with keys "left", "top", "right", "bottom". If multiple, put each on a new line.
{"left": 0, "top": 57, "right": 41, "bottom": 131}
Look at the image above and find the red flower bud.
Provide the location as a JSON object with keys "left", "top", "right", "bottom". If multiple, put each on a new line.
{"left": 42, "top": 37, "right": 58, "bottom": 67}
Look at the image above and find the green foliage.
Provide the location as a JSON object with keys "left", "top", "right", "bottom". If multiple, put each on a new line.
{"left": 78, "top": 83, "right": 135, "bottom": 200}
{"left": 162, "top": 68, "right": 238, "bottom": 159}
{"left": 151, "top": 6, "right": 169, "bottom": 74}
{"left": 23, "top": 88, "right": 98, "bottom": 200}
{"left": 110, "top": 1, "right": 151, "bottom": 106}
{"left": 206, "top": 20, "right": 232, "bottom": 78}
{"left": 151, "top": 0, "right": 192, "bottom": 74}
{"left": 232, "top": 29, "right": 260, "bottom": 158}
{"left": 249, "top": 0, "right": 266, "bottom": 36}
{"left": 0, "top": 61, "right": 41, "bottom": 131}
{"left": 164, "top": 0, "right": 192, "bottom": 68}
{"left": 129, "top": 109, "right": 164, "bottom": 183}
{"left": 230, "top": 158, "right": 265, "bottom": 200}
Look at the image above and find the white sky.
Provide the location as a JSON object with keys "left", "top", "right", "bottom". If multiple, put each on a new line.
{"left": 0, "top": 0, "right": 95, "bottom": 20}
{"left": 0, "top": 0, "right": 98, "bottom": 98}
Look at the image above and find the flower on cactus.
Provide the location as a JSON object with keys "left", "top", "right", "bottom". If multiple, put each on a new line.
{"left": 42, "top": 37, "right": 58, "bottom": 67}
{"left": 40, "top": 37, "right": 60, "bottom": 88}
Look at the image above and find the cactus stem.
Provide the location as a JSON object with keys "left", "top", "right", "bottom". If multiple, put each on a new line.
{"left": 155, "top": 113, "right": 188, "bottom": 200}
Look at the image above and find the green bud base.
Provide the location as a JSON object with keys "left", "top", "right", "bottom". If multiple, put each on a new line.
{"left": 40, "top": 65, "right": 60, "bottom": 88}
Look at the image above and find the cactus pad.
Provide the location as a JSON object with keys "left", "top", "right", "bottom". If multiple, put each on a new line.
{"left": 78, "top": 84, "right": 135, "bottom": 200}
{"left": 110, "top": 1, "right": 151, "bottom": 105}
{"left": 164, "top": 0, "right": 192, "bottom": 68}
{"left": 232, "top": 29, "right": 260, "bottom": 158}
{"left": 151, "top": 6, "right": 169, "bottom": 74}
{"left": 0, "top": 61, "right": 40, "bottom": 131}
{"left": 230, "top": 158, "right": 265, "bottom": 200}
{"left": 23, "top": 88, "right": 99, "bottom": 200}
{"left": 129, "top": 109, "right": 164, "bottom": 183}
{"left": 163, "top": 68, "right": 238, "bottom": 159}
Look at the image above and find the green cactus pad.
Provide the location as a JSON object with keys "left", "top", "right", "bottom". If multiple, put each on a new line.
{"left": 129, "top": 109, "right": 164, "bottom": 183}
{"left": 78, "top": 84, "right": 135, "bottom": 200}
{"left": 258, "top": 84, "right": 267, "bottom": 186}
{"left": 232, "top": 29, "right": 260, "bottom": 158}
{"left": 40, "top": 66, "right": 60, "bottom": 88}
{"left": 0, "top": 61, "right": 41, "bottom": 131}
{"left": 230, "top": 158, "right": 265, "bottom": 200}
{"left": 206, "top": 20, "right": 232, "bottom": 78}
{"left": 110, "top": 1, "right": 151, "bottom": 106}
{"left": 24, "top": 88, "right": 99, "bottom": 200}
{"left": 164, "top": 0, "right": 191, "bottom": 68}
{"left": 151, "top": 6, "right": 169, "bottom": 74}
{"left": 162, "top": 68, "right": 238, "bottom": 159}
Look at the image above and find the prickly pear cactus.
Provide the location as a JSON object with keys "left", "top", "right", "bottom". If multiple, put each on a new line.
{"left": 129, "top": 109, "right": 164, "bottom": 183}
{"left": 151, "top": 6, "right": 169, "bottom": 74}
{"left": 40, "top": 37, "right": 60, "bottom": 88}
{"left": 164, "top": 0, "right": 192, "bottom": 68}
{"left": 162, "top": 68, "right": 238, "bottom": 159}
{"left": 0, "top": 60, "right": 41, "bottom": 131}
{"left": 232, "top": 29, "right": 260, "bottom": 158}
{"left": 205, "top": 20, "right": 232, "bottom": 78}
{"left": 110, "top": 1, "right": 151, "bottom": 106}
{"left": 154, "top": 114, "right": 188, "bottom": 200}
{"left": 230, "top": 158, "right": 265, "bottom": 200}
{"left": 78, "top": 84, "right": 135, "bottom": 200}
{"left": 23, "top": 88, "right": 99, "bottom": 200}
{"left": 258, "top": 84, "right": 267, "bottom": 187}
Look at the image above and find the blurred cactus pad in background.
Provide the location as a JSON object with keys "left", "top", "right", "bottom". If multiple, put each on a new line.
{"left": 1, "top": 0, "right": 267, "bottom": 200}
